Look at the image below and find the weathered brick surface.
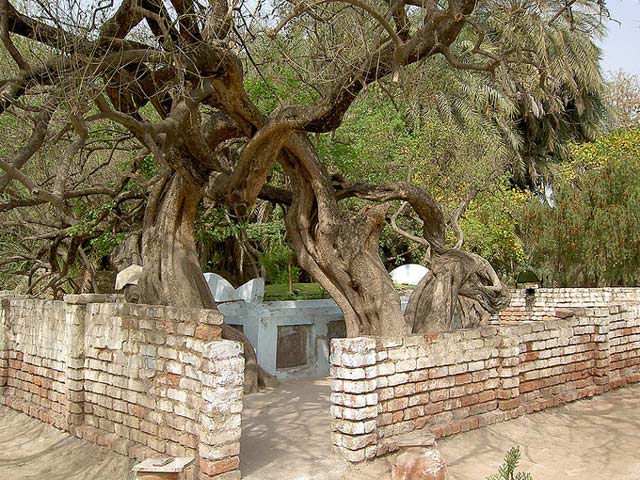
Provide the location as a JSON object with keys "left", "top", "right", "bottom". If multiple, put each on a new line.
{"left": 0, "top": 293, "right": 243, "bottom": 480}
{"left": 331, "top": 288, "right": 640, "bottom": 462}
{"left": 496, "top": 287, "right": 640, "bottom": 323}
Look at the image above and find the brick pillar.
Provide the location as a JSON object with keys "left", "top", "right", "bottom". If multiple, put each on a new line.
{"left": 592, "top": 312, "right": 611, "bottom": 393}
{"left": 198, "top": 339, "right": 244, "bottom": 480}
{"left": 496, "top": 327, "right": 521, "bottom": 414}
{"left": 63, "top": 295, "right": 88, "bottom": 431}
{"left": 329, "top": 337, "right": 378, "bottom": 462}
{"left": 0, "top": 297, "right": 10, "bottom": 400}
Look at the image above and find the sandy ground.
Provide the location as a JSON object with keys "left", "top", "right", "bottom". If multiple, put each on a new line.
{"left": 439, "top": 382, "right": 640, "bottom": 480}
{"left": 241, "top": 377, "right": 352, "bottom": 480}
{"left": 241, "top": 379, "right": 640, "bottom": 480}
{"left": 2, "top": 380, "right": 639, "bottom": 479}
{"left": 0, "top": 406, "right": 135, "bottom": 480}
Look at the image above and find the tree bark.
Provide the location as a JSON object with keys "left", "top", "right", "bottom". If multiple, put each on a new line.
{"left": 138, "top": 173, "right": 211, "bottom": 307}
{"left": 281, "top": 137, "right": 410, "bottom": 338}
{"left": 405, "top": 249, "right": 510, "bottom": 333}
{"left": 137, "top": 171, "right": 274, "bottom": 393}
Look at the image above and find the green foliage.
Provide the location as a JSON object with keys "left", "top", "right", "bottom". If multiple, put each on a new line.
{"left": 455, "top": 8, "right": 607, "bottom": 187}
{"left": 487, "top": 447, "right": 533, "bottom": 480}
{"left": 317, "top": 78, "right": 513, "bottom": 211}
{"left": 521, "top": 127, "right": 640, "bottom": 287}
{"left": 67, "top": 201, "right": 118, "bottom": 237}
{"left": 462, "top": 176, "right": 530, "bottom": 280}
{"left": 264, "top": 282, "right": 329, "bottom": 301}
{"left": 89, "top": 231, "right": 127, "bottom": 258}
{"left": 261, "top": 243, "right": 300, "bottom": 285}
{"left": 139, "top": 155, "right": 159, "bottom": 179}
{"left": 563, "top": 127, "right": 640, "bottom": 177}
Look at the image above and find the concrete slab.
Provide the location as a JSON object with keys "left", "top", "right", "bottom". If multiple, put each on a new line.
{"left": 0, "top": 405, "right": 135, "bottom": 479}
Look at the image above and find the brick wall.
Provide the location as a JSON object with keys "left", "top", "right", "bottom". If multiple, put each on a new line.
{"left": 497, "top": 287, "right": 640, "bottom": 323}
{"left": 1, "top": 297, "right": 68, "bottom": 428}
{"left": 330, "top": 290, "right": 640, "bottom": 463}
{"left": 0, "top": 293, "right": 244, "bottom": 480}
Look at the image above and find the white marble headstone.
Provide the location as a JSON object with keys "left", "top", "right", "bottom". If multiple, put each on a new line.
{"left": 203, "top": 273, "right": 265, "bottom": 303}
{"left": 389, "top": 264, "right": 429, "bottom": 286}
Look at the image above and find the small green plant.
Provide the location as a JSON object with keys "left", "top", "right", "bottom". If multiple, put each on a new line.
{"left": 486, "top": 447, "right": 533, "bottom": 480}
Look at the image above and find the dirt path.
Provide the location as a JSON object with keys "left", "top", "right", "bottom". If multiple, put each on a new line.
{"left": 240, "top": 377, "right": 352, "bottom": 480}
{"left": 0, "top": 406, "right": 135, "bottom": 480}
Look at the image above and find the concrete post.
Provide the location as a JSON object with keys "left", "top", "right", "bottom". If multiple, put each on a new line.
{"left": 198, "top": 340, "right": 244, "bottom": 480}
{"left": 329, "top": 337, "right": 379, "bottom": 462}
{"left": 593, "top": 310, "right": 611, "bottom": 392}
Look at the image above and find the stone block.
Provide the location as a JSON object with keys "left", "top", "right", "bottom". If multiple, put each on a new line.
{"left": 331, "top": 366, "right": 366, "bottom": 380}
{"left": 331, "top": 405, "right": 378, "bottom": 421}
{"left": 334, "top": 432, "right": 377, "bottom": 450}
{"left": 199, "top": 457, "right": 240, "bottom": 477}
{"left": 396, "top": 359, "right": 418, "bottom": 373}
{"left": 336, "top": 447, "right": 367, "bottom": 462}
{"left": 387, "top": 373, "right": 410, "bottom": 386}
{"left": 203, "top": 340, "right": 243, "bottom": 360}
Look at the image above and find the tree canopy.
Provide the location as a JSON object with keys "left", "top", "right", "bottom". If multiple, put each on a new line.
{"left": 522, "top": 126, "right": 640, "bottom": 287}
{"left": 0, "top": 0, "right": 611, "bottom": 389}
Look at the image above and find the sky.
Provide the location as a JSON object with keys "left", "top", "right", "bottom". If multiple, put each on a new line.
{"left": 599, "top": 0, "right": 640, "bottom": 76}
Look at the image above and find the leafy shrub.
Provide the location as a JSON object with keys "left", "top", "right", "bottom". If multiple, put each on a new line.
{"left": 487, "top": 447, "right": 533, "bottom": 480}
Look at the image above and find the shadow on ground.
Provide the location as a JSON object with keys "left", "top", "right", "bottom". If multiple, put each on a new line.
{"left": 440, "top": 383, "right": 640, "bottom": 480}
{"left": 242, "top": 380, "right": 640, "bottom": 480}
{"left": 240, "top": 377, "right": 351, "bottom": 480}
{"left": 0, "top": 406, "right": 135, "bottom": 480}
{"left": 2, "top": 379, "right": 640, "bottom": 480}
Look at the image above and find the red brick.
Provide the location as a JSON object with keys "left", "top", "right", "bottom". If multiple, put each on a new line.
{"left": 195, "top": 324, "right": 222, "bottom": 341}
{"left": 386, "top": 397, "right": 409, "bottom": 412}
{"left": 121, "top": 317, "right": 138, "bottom": 329}
{"left": 461, "top": 394, "right": 479, "bottom": 407}
{"left": 394, "top": 383, "right": 416, "bottom": 397}
{"left": 454, "top": 373, "right": 473, "bottom": 385}
{"left": 127, "top": 404, "right": 146, "bottom": 418}
{"left": 499, "top": 398, "right": 520, "bottom": 411}
{"left": 200, "top": 457, "right": 240, "bottom": 476}
{"left": 478, "top": 390, "right": 496, "bottom": 403}
{"left": 158, "top": 320, "right": 176, "bottom": 333}
{"left": 430, "top": 389, "right": 449, "bottom": 402}
{"left": 156, "top": 373, "right": 180, "bottom": 386}
{"left": 392, "top": 411, "right": 404, "bottom": 423}
{"left": 178, "top": 432, "right": 198, "bottom": 449}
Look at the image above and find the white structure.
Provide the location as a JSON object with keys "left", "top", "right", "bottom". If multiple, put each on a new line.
{"left": 389, "top": 264, "right": 429, "bottom": 285}
{"left": 219, "top": 299, "right": 342, "bottom": 379}
{"left": 203, "top": 273, "right": 265, "bottom": 303}
{"left": 218, "top": 296, "right": 410, "bottom": 380}
{"left": 204, "top": 272, "right": 418, "bottom": 380}
{"left": 114, "top": 264, "right": 143, "bottom": 290}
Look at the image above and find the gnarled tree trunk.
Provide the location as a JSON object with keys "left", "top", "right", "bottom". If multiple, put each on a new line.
{"left": 405, "top": 249, "right": 511, "bottom": 333}
{"left": 138, "top": 171, "right": 274, "bottom": 393}
{"left": 282, "top": 137, "right": 410, "bottom": 338}
{"left": 138, "top": 173, "right": 212, "bottom": 308}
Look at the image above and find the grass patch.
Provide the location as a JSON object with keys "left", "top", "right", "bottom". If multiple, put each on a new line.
{"left": 264, "top": 282, "right": 416, "bottom": 301}
{"left": 264, "top": 282, "right": 331, "bottom": 301}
